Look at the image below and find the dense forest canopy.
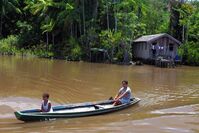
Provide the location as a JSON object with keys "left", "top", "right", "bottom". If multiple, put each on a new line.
{"left": 0, "top": 0, "right": 198, "bottom": 65}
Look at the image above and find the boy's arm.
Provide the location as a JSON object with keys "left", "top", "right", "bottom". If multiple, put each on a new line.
{"left": 47, "top": 103, "right": 52, "bottom": 112}
{"left": 41, "top": 105, "right": 44, "bottom": 112}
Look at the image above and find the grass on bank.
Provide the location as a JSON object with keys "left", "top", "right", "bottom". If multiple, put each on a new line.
{"left": 0, "top": 35, "right": 53, "bottom": 58}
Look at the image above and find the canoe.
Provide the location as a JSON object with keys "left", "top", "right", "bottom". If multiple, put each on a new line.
{"left": 14, "top": 97, "right": 140, "bottom": 122}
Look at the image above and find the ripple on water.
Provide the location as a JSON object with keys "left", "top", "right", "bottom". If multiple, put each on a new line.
{"left": 163, "top": 127, "right": 191, "bottom": 133}
{"left": 0, "top": 97, "right": 43, "bottom": 119}
{"left": 151, "top": 104, "right": 199, "bottom": 115}
{"left": 139, "top": 83, "right": 199, "bottom": 108}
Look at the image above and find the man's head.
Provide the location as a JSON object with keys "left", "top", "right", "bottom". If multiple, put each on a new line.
{"left": 122, "top": 80, "right": 128, "bottom": 88}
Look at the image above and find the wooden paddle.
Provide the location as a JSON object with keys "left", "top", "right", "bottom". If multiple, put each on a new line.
{"left": 93, "top": 97, "right": 114, "bottom": 109}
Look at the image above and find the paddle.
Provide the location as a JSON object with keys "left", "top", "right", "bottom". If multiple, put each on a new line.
{"left": 93, "top": 97, "right": 114, "bottom": 109}
{"left": 93, "top": 105, "right": 103, "bottom": 109}
{"left": 109, "top": 97, "right": 114, "bottom": 100}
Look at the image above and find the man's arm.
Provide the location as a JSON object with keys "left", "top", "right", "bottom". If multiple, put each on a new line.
{"left": 114, "top": 89, "right": 122, "bottom": 99}
{"left": 115, "top": 90, "right": 129, "bottom": 101}
{"left": 114, "top": 94, "right": 119, "bottom": 99}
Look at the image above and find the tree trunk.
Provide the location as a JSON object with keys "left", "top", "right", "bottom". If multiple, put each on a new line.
{"left": 186, "top": 23, "right": 189, "bottom": 43}
{"left": 70, "top": 22, "right": 73, "bottom": 36}
{"left": 111, "top": 47, "right": 114, "bottom": 62}
{"left": 52, "top": 33, "right": 55, "bottom": 47}
{"left": 106, "top": 1, "right": 109, "bottom": 30}
{"left": 114, "top": 0, "right": 117, "bottom": 31}
{"left": 79, "top": 21, "right": 82, "bottom": 35}
{"left": 114, "top": 14, "right": 117, "bottom": 31}
{"left": 93, "top": 0, "right": 98, "bottom": 19}
{"left": 82, "top": 0, "right": 86, "bottom": 34}
{"left": 75, "top": 23, "right": 78, "bottom": 38}
{"left": 182, "top": 25, "right": 185, "bottom": 43}
{"left": 0, "top": 11, "right": 3, "bottom": 37}
{"left": 46, "top": 32, "right": 49, "bottom": 52}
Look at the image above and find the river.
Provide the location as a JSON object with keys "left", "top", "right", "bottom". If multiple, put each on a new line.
{"left": 0, "top": 56, "right": 198, "bottom": 133}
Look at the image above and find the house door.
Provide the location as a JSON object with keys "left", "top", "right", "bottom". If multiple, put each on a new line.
{"left": 151, "top": 42, "right": 157, "bottom": 58}
{"left": 168, "top": 43, "right": 174, "bottom": 58}
{"left": 159, "top": 44, "right": 164, "bottom": 56}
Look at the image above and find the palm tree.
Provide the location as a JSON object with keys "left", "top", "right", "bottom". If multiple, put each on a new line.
{"left": 24, "top": 0, "right": 74, "bottom": 51}
{"left": 24, "top": 0, "right": 54, "bottom": 51}
{"left": 41, "top": 18, "right": 55, "bottom": 51}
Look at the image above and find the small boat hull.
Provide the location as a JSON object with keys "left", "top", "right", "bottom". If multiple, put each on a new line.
{"left": 14, "top": 98, "right": 140, "bottom": 122}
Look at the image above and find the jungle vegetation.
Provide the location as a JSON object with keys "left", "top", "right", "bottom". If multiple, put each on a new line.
{"left": 0, "top": 0, "right": 198, "bottom": 65}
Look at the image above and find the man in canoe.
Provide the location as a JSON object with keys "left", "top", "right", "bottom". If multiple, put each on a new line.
{"left": 113, "top": 80, "right": 133, "bottom": 106}
{"left": 41, "top": 93, "right": 53, "bottom": 112}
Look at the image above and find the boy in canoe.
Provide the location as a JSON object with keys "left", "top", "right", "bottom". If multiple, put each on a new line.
{"left": 41, "top": 93, "right": 53, "bottom": 112}
{"left": 113, "top": 80, "right": 133, "bottom": 106}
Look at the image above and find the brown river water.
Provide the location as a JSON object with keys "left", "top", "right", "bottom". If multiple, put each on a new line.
{"left": 0, "top": 56, "right": 198, "bottom": 133}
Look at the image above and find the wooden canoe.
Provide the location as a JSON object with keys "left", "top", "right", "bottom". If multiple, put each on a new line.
{"left": 14, "top": 97, "right": 140, "bottom": 122}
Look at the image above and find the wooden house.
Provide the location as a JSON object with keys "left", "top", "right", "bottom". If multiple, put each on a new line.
{"left": 132, "top": 33, "right": 182, "bottom": 60}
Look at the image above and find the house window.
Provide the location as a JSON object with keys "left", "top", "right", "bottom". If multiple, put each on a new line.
{"left": 169, "top": 43, "right": 174, "bottom": 51}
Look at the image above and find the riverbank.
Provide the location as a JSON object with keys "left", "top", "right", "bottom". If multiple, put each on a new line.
{"left": 0, "top": 35, "right": 54, "bottom": 59}
{"left": 0, "top": 35, "right": 199, "bottom": 66}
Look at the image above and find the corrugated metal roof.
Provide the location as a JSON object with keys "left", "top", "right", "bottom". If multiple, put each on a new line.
{"left": 133, "top": 33, "right": 182, "bottom": 45}
{"left": 134, "top": 33, "right": 165, "bottom": 42}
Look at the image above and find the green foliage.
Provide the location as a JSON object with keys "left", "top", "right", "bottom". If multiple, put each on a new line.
{"left": 177, "top": 1, "right": 199, "bottom": 65}
{"left": 99, "top": 30, "right": 121, "bottom": 49}
{"left": 0, "top": 35, "right": 54, "bottom": 58}
{"left": 31, "top": 44, "right": 54, "bottom": 58}
{"left": 0, "top": 0, "right": 22, "bottom": 37}
{"left": 99, "top": 30, "right": 122, "bottom": 61}
{"left": 115, "top": 50, "right": 124, "bottom": 62}
{"left": 0, "top": 0, "right": 198, "bottom": 65}
{"left": 41, "top": 19, "right": 55, "bottom": 34}
{"left": 16, "top": 20, "right": 35, "bottom": 48}
{"left": 178, "top": 3, "right": 194, "bottom": 25}
{"left": 188, "top": 3, "right": 199, "bottom": 42}
{"left": 178, "top": 41, "right": 199, "bottom": 65}
{"left": 143, "top": 0, "right": 169, "bottom": 34}
{"left": 17, "top": 21, "right": 33, "bottom": 34}
{"left": 67, "top": 37, "right": 82, "bottom": 61}
{"left": 0, "top": 0, "right": 22, "bottom": 16}
{"left": 0, "top": 35, "right": 19, "bottom": 55}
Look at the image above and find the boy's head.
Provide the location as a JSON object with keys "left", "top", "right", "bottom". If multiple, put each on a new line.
{"left": 122, "top": 80, "right": 128, "bottom": 88}
{"left": 42, "top": 93, "right": 49, "bottom": 100}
